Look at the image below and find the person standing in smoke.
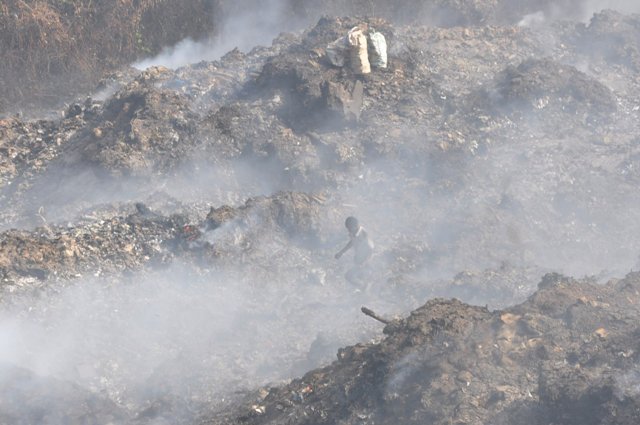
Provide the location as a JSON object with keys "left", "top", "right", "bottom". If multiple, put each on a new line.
{"left": 335, "top": 216, "right": 374, "bottom": 286}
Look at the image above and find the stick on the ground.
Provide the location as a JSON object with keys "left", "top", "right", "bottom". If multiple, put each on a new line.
{"left": 361, "top": 306, "right": 390, "bottom": 325}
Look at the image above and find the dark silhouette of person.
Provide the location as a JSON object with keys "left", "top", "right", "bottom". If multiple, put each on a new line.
{"left": 335, "top": 216, "right": 374, "bottom": 264}
{"left": 335, "top": 217, "right": 374, "bottom": 286}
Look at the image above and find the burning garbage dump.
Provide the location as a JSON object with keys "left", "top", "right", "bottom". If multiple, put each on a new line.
{"left": 1, "top": 2, "right": 640, "bottom": 424}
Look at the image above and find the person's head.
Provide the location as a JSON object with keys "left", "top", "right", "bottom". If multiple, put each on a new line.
{"left": 345, "top": 216, "right": 359, "bottom": 235}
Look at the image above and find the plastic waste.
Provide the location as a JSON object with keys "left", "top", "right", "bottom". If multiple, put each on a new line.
{"left": 326, "top": 36, "right": 349, "bottom": 67}
{"left": 347, "top": 27, "right": 371, "bottom": 75}
{"left": 368, "top": 29, "right": 387, "bottom": 68}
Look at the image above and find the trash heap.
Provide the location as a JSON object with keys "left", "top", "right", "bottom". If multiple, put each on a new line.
{"left": 0, "top": 7, "right": 639, "bottom": 425}
{"left": 210, "top": 272, "right": 640, "bottom": 425}
{"left": 0, "top": 191, "right": 328, "bottom": 285}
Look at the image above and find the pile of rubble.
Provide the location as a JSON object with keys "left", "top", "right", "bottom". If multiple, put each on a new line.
{"left": 0, "top": 116, "right": 82, "bottom": 189}
{"left": 212, "top": 272, "right": 640, "bottom": 425}
{"left": 0, "top": 191, "right": 329, "bottom": 285}
{"left": 1, "top": 5, "right": 640, "bottom": 425}
{"left": 477, "top": 58, "right": 618, "bottom": 130}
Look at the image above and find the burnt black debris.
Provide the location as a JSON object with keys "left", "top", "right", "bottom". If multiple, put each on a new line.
{"left": 210, "top": 274, "right": 640, "bottom": 425}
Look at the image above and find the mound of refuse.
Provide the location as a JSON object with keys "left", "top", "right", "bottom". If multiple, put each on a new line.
{"left": 72, "top": 67, "right": 201, "bottom": 176}
{"left": 579, "top": 9, "right": 640, "bottom": 71}
{"left": 212, "top": 272, "right": 640, "bottom": 425}
{"left": 2, "top": 5, "right": 640, "bottom": 425}
{"left": 0, "top": 191, "right": 330, "bottom": 283}
{"left": 478, "top": 57, "right": 617, "bottom": 131}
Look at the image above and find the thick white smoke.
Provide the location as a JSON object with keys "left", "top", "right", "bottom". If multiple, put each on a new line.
{"left": 520, "top": 0, "right": 640, "bottom": 26}
{"left": 0, "top": 258, "right": 388, "bottom": 421}
{"left": 134, "top": 0, "right": 298, "bottom": 70}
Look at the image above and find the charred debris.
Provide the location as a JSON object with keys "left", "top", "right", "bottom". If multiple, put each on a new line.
{"left": 1, "top": 9, "right": 640, "bottom": 425}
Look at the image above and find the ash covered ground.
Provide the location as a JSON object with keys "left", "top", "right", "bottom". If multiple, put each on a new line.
{"left": 1, "top": 1, "right": 640, "bottom": 424}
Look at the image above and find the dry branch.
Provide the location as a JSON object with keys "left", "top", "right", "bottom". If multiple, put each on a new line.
{"left": 361, "top": 306, "right": 390, "bottom": 325}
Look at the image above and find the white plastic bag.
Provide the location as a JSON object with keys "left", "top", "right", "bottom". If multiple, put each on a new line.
{"left": 347, "top": 27, "right": 371, "bottom": 75}
{"left": 368, "top": 30, "right": 387, "bottom": 68}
